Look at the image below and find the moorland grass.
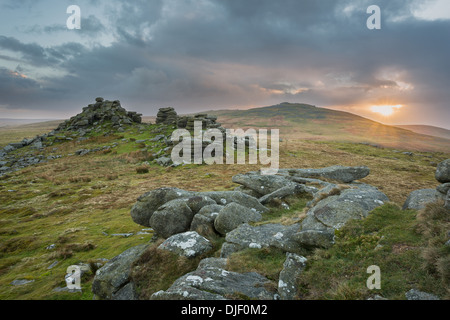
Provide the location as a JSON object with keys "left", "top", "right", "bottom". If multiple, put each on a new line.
{"left": 0, "top": 118, "right": 448, "bottom": 299}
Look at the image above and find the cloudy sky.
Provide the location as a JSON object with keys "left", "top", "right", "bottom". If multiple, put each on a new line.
{"left": 0, "top": 0, "right": 449, "bottom": 128}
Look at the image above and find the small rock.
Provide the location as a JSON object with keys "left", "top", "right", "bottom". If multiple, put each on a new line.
{"left": 151, "top": 258, "right": 275, "bottom": 300}
{"left": 278, "top": 253, "right": 307, "bottom": 300}
{"left": 92, "top": 244, "right": 149, "bottom": 300}
{"left": 278, "top": 165, "right": 370, "bottom": 183}
{"left": 47, "top": 261, "right": 59, "bottom": 269}
{"left": 158, "top": 231, "right": 213, "bottom": 258}
{"left": 10, "top": 279, "right": 34, "bottom": 286}
{"left": 367, "top": 295, "right": 388, "bottom": 300}
{"left": 53, "top": 286, "right": 82, "bottom": 293}
{"left": 75, "top": 149, "right": 90, "bottom": 156}
{"left": 112, "top": 282, "right": 139, "bottom": 300}
{"left": 130, "top": 187, "right": 195, "bottom": 227}
{"left": 149, "top": 198, "right": 194, "bottom": 238}
{"left": 155, "top": 156, "right": 172, "bottom": 167}
{"left": 232, "top": 173, "right": 298, "bottom": 196}
{"left": 202, "top": 191, "right": 268, "bottom": 214}
{"left": 150, "top": 135, "right": 165, "bottom": 142}
{"left": 259, "top": 184, "right": 316, "bottom": 204}
{"left": 224, "top": 223, "right": 303, "bottom": 255}
{"left": 403, "top": 189, "right": 439, "bottom": 210}
{"left": 111, "top": 233, "right": 133, "bottom": 238}
{"left": 436, "top": 183, "right": 450, "bottom": 195}
{"left": 214, "top": 203, "right": 262, "bottom": 235}
{"left": 405, "top": 289, "right": 440, "bottom": 300}
{"left": 435, "top": 159, "right": 450, "bottom": 183}
{"left": 293, "top": 229, "right": 335, "bottom": 249}
{"left": 190, "top": 204, "right": 223, "bottom": 236}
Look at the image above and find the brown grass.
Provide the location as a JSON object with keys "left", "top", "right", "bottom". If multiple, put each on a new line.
{"left": 416, "top": 200, "right": 450, "bottom": 293}
{"left": 49, "top": 242, "right": 96, "bottom": 260}
{"left": 69, "top": 176, "right": 92, "bottom": 183}
{"left": 0, "top": 119, "right": 448, "bottom": 299}
{"left": 130, "top": 241, "right": 204, "bottom": 299}
{"left": 121, "top": 150, "right": 154, "bottom": 164}
{"left": 136, "top": 166, "right": 150, "bottom": 174}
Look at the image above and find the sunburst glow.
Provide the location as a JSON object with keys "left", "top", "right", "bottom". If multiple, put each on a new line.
{"left": 370, "top": 105, "right": 403, "bottom": 116}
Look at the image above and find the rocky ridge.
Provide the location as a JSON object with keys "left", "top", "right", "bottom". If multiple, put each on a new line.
{"left": 91, "top": 165, "right": 381, "bottom": 300}
{"left": 2, "top": 100, "right": 448, "bottom": 300}
{"left": 0, "top": 98, "right": 143, "bottom": 177}
{"left": 55, "top": 97, "right": 142, "bottom": 133}
{"left": 92, "top": 160, "right": 449, "bottom": 300}
{"left": 0, "top": 102, "right": 266, "bottom": 177}
{"left": 0, "top": 101, "right": 230, "bottom": 177}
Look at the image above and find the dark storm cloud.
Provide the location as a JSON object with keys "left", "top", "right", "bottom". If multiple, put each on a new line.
{"left": 0, "top": 67, "right": 50, "bottom": 106}
{"left": 0, "top": 0, "right": 449, "bottom": 127}
{"left": 0, "top": 36, "right": 47, "bottom": 65}
{"left": 0, "top": 35, "right": 89, "bottom": 67}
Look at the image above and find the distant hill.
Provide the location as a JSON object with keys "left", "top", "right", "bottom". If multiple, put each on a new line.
{"left": 207, "top": 103, "right": 450, "bottom": 152}
{"left": 394, "top": 125, "right": 450, "bottom": 140}
{"left": 0, "top": 118, "right": 60, "bottom": 127}
{"left": 0, "top": 119, "right": 62, "bottom": 148}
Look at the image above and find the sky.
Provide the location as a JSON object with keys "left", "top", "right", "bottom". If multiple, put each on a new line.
{"left": 0, "top": 0, "right": 449, "bottom": 129}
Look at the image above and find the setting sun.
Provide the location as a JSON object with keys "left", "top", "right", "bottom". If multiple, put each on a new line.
{"left": 370, "top": 105, "right": 403, "bottom": 116}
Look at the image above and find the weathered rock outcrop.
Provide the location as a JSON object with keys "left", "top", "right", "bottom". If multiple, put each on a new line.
{"left": 232, "top": 173, "right": 298, "bottom": 197}
{"left": 92, "top": 244, "right": 148, "bottom": 300}
{"left": 155, "top": 107, "right": 223, "bottom": 131}
{"left": 222, "top": 223, "right": 303, "bottom": 257}
{"left": 56, "top": 98, "right": 142, "bottom": 133}
{"left": 294, "top": 183, "right": 388, "bottom": 248}
{"left": 130, "top": 187, "right": 194, "bottom": 227}
{"left": 277, "top": 165, "right": 370, "bottom": 184}
{"left": 151, "top": 257, "right": 276, "bottom": 300}
{"left": 0, "top": 98, "right": 143, "bottom": 177}
{"left": 131, "top": 188, "right": 269, "bottom": 238}
{"left": 94, "top": 164, "right": 396, "bottom": 300}
{"left": 156, "top": 107, "right": 178, "bottom": 125}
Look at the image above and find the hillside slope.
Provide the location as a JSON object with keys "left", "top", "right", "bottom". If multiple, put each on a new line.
{"left": 394, "top": 125, "right": 450, "bottom": 140}
{"left": 208, "top": 103, "right": 450, "bottom": 152}
{"left": 0, "top": 120, "right": 62, "bottom": 149}
{"left": 0, "top": 100, "right": 449, "bottom": 300}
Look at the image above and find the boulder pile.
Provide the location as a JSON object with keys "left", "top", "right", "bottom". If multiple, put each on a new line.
{"left": 155, "top": 107, "right": 178, "bottom": 125}
{"left": 183, "top": 114, "right": 222, "bottom": 131}
{"left": 55, "top": 97, "right": 142, "bottom": 133}
{"left": 152, "top": 108, "right": 232, "bottom": 167}
{"left": 92, "top": 164, "right": 394, "bottom": 300}
{"left": 155, "top": 107, "right": 223, "bottom": 132}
